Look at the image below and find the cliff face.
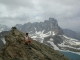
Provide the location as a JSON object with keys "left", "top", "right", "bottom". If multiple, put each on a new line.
{"left": 0, "top": 27, "right": 69, "bottom": 60}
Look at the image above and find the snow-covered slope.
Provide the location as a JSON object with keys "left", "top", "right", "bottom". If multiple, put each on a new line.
{"left": 58, "top": 35, "right": 80, "bottom": 51}
{"left": 30, "top": 31, "right": 80, "bottom": 52}
{"left": 30, "top": 29, "right": 55, "bottom": 43}
{"left": 1, "top": 38, "right": 6, "bottom": 44}
{"left": 47, "top": 39, "right": 59, "bottom": 50}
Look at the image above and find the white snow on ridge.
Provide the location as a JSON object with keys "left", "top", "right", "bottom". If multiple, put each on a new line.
{"left": 50, "top": 38, "right": 54, "bottom": 42}
{"left": 1, "top": 38, "right": 6, "bottom": 44}
{"left": 31, "top": 36, "right": 37, "bottom": 38}
{"left": 63, "top": 35, "right": 78, "bottom": 41}
{"left": 58, "top": 35, "right": 80, "bottom": 50}
{"left": 47, "top": 41, "right": 59, "bottom": 50}
{"left": 58, "top": 43, "right": 80, "bottom": 50}
{"left": 35, "top": 30, "right": 55, "bottom": 38}
{"left": 30, "top": 30, "right": 55, "bottom": 43}
{"left": 35, "top": 30, "right": 49, "bottom": 38}
{"left": 0, "top": 28, "right": 4, "bottom": 32}
{"left": 47, "top": 38, "right": 59, "bottom": 50}
{"left": 52, "top": 32, "right": 55, "bottom": 35}
{"left": 63, "top": 35, "right": 80, "bottom": 45}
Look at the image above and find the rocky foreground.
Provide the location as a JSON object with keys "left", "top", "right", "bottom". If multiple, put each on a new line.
{"left": 0, "top": 27, "right": 69, "bottom": 60}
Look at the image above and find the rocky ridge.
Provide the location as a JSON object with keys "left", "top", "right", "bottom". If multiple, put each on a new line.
{"left": 15, "top": 18, "right": 63, "bottom": 35}
{"left": 0, "top": 27, "right": 69, "bottom": 60}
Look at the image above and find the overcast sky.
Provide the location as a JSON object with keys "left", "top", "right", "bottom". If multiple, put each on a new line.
{"left": 0, "top": 0, "right": 80, "bottom": 32}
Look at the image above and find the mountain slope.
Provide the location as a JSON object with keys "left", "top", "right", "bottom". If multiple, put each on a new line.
{"left": 63, "top": 29, "right": 80, "bottom": 40}
{"left": 0, "top": 27, "right": 69, "bottom": 60}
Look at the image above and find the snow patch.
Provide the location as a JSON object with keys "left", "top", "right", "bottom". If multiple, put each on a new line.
{"left": 1, "top": 38, "right": 6, "bottom": 44}
{"left": 30, "top": 30, "right": 55, "bottom": 43}
{"left": 50, "top": 38, "right": 53, "bottom": 42}
{"left": 58, "top": 41, "right": 80, "bottom": 50}
{"left": 31, "top": 36, "right": 37, "bottom": 38}
{"left": 47, "top": 40, "right": 59, "bottom": 50}
{"left": 63, "top": 35, "right": 80, "bottom": 45}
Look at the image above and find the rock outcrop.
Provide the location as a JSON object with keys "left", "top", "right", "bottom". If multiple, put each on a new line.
{"left": 0, "top": 27, "right": 69, "bottom": 60}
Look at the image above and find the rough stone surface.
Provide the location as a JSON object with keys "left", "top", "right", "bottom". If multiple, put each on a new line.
{"left": 0, "top": 27, "right": 69, "bottom": 60}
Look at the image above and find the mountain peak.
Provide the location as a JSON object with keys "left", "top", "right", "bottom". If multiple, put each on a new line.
{"left": 0, "top": 27, "right": 68, "bottom": 60}
{"left": 49, "top": 18, "right": 57, "bottom": 22}
{"left": 15, "top": 18, "right": 63, "bottom": 35}
{"left": 44, "top": 18, "right": 57, "bottom": 24}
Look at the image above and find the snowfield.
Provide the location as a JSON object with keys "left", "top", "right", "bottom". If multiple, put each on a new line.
{"left": 30, "top": 30, "right": 55, "bottom": 43}
{"left": 1, "top": 38, "right": 6, "bottom": 44}
{"left": 47, "top": 41, "right": 59, "bottom": 50}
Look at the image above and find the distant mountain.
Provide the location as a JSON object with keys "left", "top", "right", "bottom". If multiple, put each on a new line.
{"left": 0, "top": 27, "right": 69, "bottom": 60}
{"left": 63, "top": 29, "right": 80, "bottom": 40}
{"left": 0, "top": 24, "right": 10, "bottom": 32}
{"left": 15, "top": 18, "right": 63, "bottom": 35}
{"left": 15, "top": 18, "right": 80, "bottom": 52}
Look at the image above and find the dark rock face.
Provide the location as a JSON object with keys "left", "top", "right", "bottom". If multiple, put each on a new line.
{"left": 0, "top": 27, "right": 69, "bottom": 60}
{"left": 15, "top": 18, "right": 63, "bottom": 35}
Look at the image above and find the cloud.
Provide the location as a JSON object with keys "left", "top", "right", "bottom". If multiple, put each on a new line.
{"left": 0, "top": 0, "right": 80, "bottom": 31}
{"left": 0, "top": 0, "right": 34, "bottom": 8}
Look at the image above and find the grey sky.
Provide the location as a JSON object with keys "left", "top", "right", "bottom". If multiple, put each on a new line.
{"left": 0, "top": 0, "right": 80, "bottom": 32}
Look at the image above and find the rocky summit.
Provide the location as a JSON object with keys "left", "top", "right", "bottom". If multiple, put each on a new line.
{"left": 0, "top": 27, "right": 69, "bottom": 60}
